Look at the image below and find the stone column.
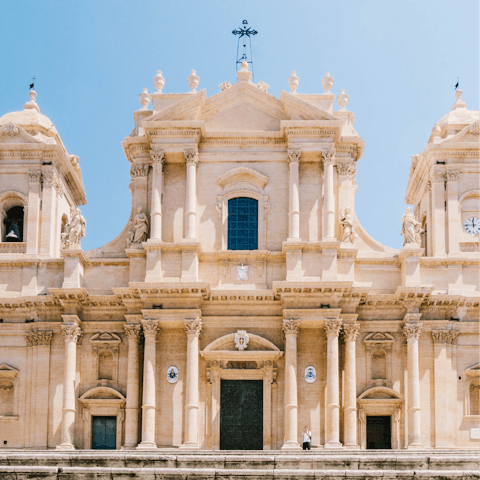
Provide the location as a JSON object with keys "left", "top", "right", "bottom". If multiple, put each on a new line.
{"left": 281, "top": 318, "right": 301, "bottom": 449}
{"left": 123, "top": 324, "right": 142, "bottom": 448}
{"left": 137, "top": 319, "right": 160, "bottom": 450}
{"left": 322, "top": 148, "right": 336, "bottom": 240}
{"left": 181, "top": 318, "right": 202, "bottom": 449}
{"left": 184, "top": 149, "right": 199, "bottom": 241}
{"left": 402, "top": 321, "right": 423, "bottom": 448}
{"left": 150, "top": 151, "right": 165, "bottom": 241}
{"left": 325, "top": 317, "right": 342, "bottom": 448}
{"left": 432, "top": 173, "right": 446, "bottom": 255}
{"left": 343, "top": 323, "right": 360, "bottom": 448}
{"left": 26, "top": 171, "right": 42, "bottom": 255}
{"left": 56, "top": 323, "right": 82, "bottom": 450}
{"left": 446, "top": 171, "right": 460, "bottom": 254}
{"left": 287, "top": 149, "right": 301, "bottom": 240}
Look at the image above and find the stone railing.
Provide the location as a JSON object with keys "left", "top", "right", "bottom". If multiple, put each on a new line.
{"left": 460, "top": 242, "right": 479, "bottom": 253}
{"left": 0, "top": 242, "right": 26, "bottom": 254}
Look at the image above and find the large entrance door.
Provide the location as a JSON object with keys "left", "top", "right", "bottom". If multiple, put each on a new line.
{"left": 366, "top": 416, "right": 391, "bottom": 449}
{"left": 220, "top": 380, "right": 263, "bottom": 450}
{"left": 92, "top": 416, "right": 117, "bottom": 449}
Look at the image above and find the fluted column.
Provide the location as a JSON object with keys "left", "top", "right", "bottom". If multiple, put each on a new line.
{"left": 343, "top": 323, "right": 359, "bottom": 447}
{"left": 123, "top": 324, "right": 142, "bottom": 448}
{"left": 402, "top": 321, "right": 423, "bottom": 448}
{"left": 181, "top": 318, "right": 202, "bottom": 449}
{"left": 56, "top": 324, "right": 82, "bottom": 450}
{"left": 287, "top": 149, "right": 301, "bottom": 240}
{"left": 137, "top": 319, "right": 160, "bottom": 450}
{"left": 325, "top": 317, "right": 342, "bottom": 448}
{"left": 322, "top": 148, "right": 336, "bottom": 240}
{"left": 281, "top": 318, "right": 301, "bottom": 449}
{"left": 150, "top": 151, "right": 165, "bottom": 241}
{"left": 184, "top": 149, "right": 199, "bottom": 240}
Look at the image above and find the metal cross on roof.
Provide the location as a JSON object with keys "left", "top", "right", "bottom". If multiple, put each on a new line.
{"left": 232, "top": 20, "right": 258, "bottom": 78}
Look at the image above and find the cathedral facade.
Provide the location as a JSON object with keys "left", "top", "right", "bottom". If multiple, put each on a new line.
{"left": 0, "top": 63, "right": 478, "bottom": 453}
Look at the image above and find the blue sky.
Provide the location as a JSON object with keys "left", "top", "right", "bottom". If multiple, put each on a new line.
{"left": 1, "top": 1, "right": 478, "bottom": 251}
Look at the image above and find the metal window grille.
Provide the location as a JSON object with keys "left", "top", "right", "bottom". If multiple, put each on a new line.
{"left": 227, "top": 197, "right": 258, "bottom": 250}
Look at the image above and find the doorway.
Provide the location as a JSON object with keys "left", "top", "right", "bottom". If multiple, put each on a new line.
{"left": 366, "top": 416, "right": 391, "bottom": 449}
{"left": 92, "top": 416, "right": 117, "bottom": 449}
{"left": 220, "top": 380, "right": 263, "bottom": 450}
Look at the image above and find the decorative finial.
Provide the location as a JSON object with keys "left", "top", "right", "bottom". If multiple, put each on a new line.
{"left": 153, "top": 70, "right": 165, "bottom": 93}
{"left": 452, "top": 88, "right": 466, "bottom": 110}
{"left": 237, "top": 60, "right": 252, "bottom": 82}
{"left": 322, "top": 72, "right": 334, "bottom": 94}
{"left": 288, "top": 70, "right": 299, "bottom": 94}
{"left": 188, "top": 69, "right": 200, "bottom": 93}
{"left": 139, "top": 88, "right": 151, "bottom": 110}
{"left": 232, "top": 20, "right": 258, "bottom": 78}
{"left": 337, "top": 89, "right": 348, "bottom": 110}
{"left": 24, "top": 89, "right": 40, "bottom": 112}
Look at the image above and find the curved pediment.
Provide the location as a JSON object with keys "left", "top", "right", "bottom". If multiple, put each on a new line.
{"left": 203, "top": 332, "right": 280, "bottom": 352}
{"left": 358, "top": 386, "right": 402, "bottom": 400}
{"left": 80, "top": 386, "right": 125, "bottom": 401}
{"left": 218, "top": 167, "right": 268, "bottom": 193}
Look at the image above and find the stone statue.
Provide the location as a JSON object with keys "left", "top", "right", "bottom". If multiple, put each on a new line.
{"left": 401, "top": 207, "right": 423, "bottom": 245}
{"left": 62, "top": 207, "right": 86, "bottom": 248}
{"left": 340, "top": 208, "right": 357, "bottom": 245}
{"left": 132, "top": 207, "right": 149, "bottom": 243}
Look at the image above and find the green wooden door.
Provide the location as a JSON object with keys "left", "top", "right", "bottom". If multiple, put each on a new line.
{"left": 92, "top": 416, "right": 116, "bottom": 449}
{"left": 220, "top": 380, "right": 263, "bottom": 450}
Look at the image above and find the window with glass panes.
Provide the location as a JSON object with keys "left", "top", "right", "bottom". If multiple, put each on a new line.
{"left": 227, "top": 197, "right": 258, "bottom": 250}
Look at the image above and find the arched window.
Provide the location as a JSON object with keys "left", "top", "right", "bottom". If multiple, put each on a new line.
{"left": 3, "top": 206, "right": 24, "bottom": 242}
{"left": 228, "top": 197, "right": 258, "bottom": 250}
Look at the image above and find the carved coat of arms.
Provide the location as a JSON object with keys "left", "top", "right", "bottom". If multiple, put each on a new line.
{"left": 237, "top": 263, "right": 249, "bottom": 281}
{"left": 234, "top": 330, "right": 249, "bottom": 350}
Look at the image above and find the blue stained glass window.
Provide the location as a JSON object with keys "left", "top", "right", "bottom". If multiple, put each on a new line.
{"left": 228, "top": 197, "right": 258, "bottom": 250}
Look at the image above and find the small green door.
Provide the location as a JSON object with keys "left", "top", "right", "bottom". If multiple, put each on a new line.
{"left": 220, "top": 380, "right": 263, "bottom": 450}
{"left": 92, "top": 416, "right": 116, "bottom": 449}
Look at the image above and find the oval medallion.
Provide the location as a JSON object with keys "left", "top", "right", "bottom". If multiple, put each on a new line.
{"left": 304, "top": 366, "right": 316, "bottom": 383}
{"left": 167, "top": 366, "right": 179, "bottom": 384}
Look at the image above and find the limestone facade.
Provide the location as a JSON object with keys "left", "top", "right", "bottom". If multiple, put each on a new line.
{"left": 0, "top": 63, "right": 478, "bottom": 451}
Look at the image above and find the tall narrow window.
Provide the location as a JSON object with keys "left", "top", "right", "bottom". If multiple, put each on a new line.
{"left": 228, "top": 197, "right": 258, "bottom": 250}
{"left": 3, "top": 206, "right": 24, "bottom": 242}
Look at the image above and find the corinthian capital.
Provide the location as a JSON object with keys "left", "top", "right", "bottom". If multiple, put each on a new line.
{"left": 342, "top": 323, "right": 360, "bottom": 341}
{"left": 141, "top": 318, "right": 160, "bottom": 338}
{"left": 184, "top": 318, "right": 202, "bottom": 337}
{"left": 321, "top": 147, "right": 336, "bottom": 166}
{"left": 282, "top": 318, "right": 300, "bottom": 336}
{"left": 150, "top": 150, "right": 165, "bottom": 165}
{"left": 432, "top": 329, "right": 458, "bottom": 345}
{"left": 61, "top": 324, "right": 82, "bottom": 342}
{"left": 184, "top": 148, "right": 199, "bottom": 167}
{"left": 124, "top": 323, "right": 142, "bottom": 341}
{"left": 402, "top": 322, "right": 422, "bottom": 340}
{"left": 446, "top": 171, "right": 460, "bottom": 182}
{"left": 324, "top": 318, "right": 342, "bottom": 337}
{"left": 336, "top": 162, "right": 356, "bottom": 177}
{"left": 130, "top": 164, "right": 150, "bottom": 178}
{"left": 287, "top": 149, "right": 301, "bottom": 165}
{"left": 28, "top": 170, "right": 42, "bottom": 183}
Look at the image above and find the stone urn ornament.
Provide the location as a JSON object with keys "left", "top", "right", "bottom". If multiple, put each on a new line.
{"left": 139, "top": 88, "right": 151, "bottom": 110}
{"left": 337, "top": 89, "right": 349, "bottom": 110}
{"left": 154, "top": 70, "right": 165, "bottom": 93}
{"left": 188, "top": 69, "right": 200, "bottom": 93}
{"left": 322, "top": 72, "right": 334, "bottom": 94}
{"left": 288, "top": 70, "right": 299, "bottom": 94}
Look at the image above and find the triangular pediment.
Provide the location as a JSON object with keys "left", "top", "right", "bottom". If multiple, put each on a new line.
{"left": 148, "top": 90, "right": 207, "bottom": 122}
{"left": 364, "top": 332, "right": 394, "bottom": 344}
{"left": 90, "top": 332, "right": 121, "bottom": 344}
{"left": 0, "top": 123, "right": 43, "bottom": 144}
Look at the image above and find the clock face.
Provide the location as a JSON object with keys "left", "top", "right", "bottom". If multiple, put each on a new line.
{"left": 464, "top": 217, "right": 480, "bottom": 235}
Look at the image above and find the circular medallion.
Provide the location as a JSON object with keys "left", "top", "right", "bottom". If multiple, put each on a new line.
{"left": 167, "top": 366, "right": 179, "bottom": 384}
{"left": 304, "top": 366, "right": 316, "bottom": 383}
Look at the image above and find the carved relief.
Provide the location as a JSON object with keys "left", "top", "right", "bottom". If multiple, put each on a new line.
{"left": 3, "top": 123, "right": 19, "bottom": 137}
{"left": 234, "top": 330, "right": 249, "bottom": 350}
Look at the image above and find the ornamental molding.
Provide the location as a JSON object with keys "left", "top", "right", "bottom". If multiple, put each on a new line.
{"left": 324, "top": 318, "right": 342, "bottom": 337}
{"left": 25, "top": 330, "right": 53, "bottom": 347}
{"left": 184, "top": 318, "right": 202, "bottom": 337}
{"left": 282, "top": 318, "right": 301, "bottom": 336}
{"left": 3, "top": 123, "right": 19, "bottom": 137}
{"left": 460, "top": 242, "right": 479, "bottom": 252}
{"left": 124, "top": 323, "right": 142, "bottom": 340}
{"left": 431, "top": 329, "right": 459, "bottom": 345}
{"left": 184, "top": 148, "right": 199, "bottom": 167}
{"left": 130, "top": 164, "right": 150, "bottom": 178}
{"left": 218, "top": 167, "right": 268, "bottom": 192}
{"left": 336, "top": 162, "right": 356, "bottom": 177}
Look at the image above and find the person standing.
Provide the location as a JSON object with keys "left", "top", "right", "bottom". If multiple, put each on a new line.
{"left": 301, "top": 426, "right": 312, "bottom": 450}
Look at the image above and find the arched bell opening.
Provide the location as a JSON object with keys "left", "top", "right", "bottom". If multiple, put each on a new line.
{"left": 3, "top": 206, "right": 24, "bottom": 243}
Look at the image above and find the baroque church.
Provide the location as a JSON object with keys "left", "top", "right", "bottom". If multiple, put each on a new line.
{"left": 0, "top": 61, "right": 478, "bottom": 466}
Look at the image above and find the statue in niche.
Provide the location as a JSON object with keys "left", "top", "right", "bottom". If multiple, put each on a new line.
{"left": 61, "top": 207, "right": 86, "bottom": 248}
{"left": 339, "top": 208, "right": 357, "bottom": 245}
{"left": 131, "top": 207, "right": 149, "bottom": 243}
{"left": 401, "top": 207, "right": 423, "bottom": 245}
